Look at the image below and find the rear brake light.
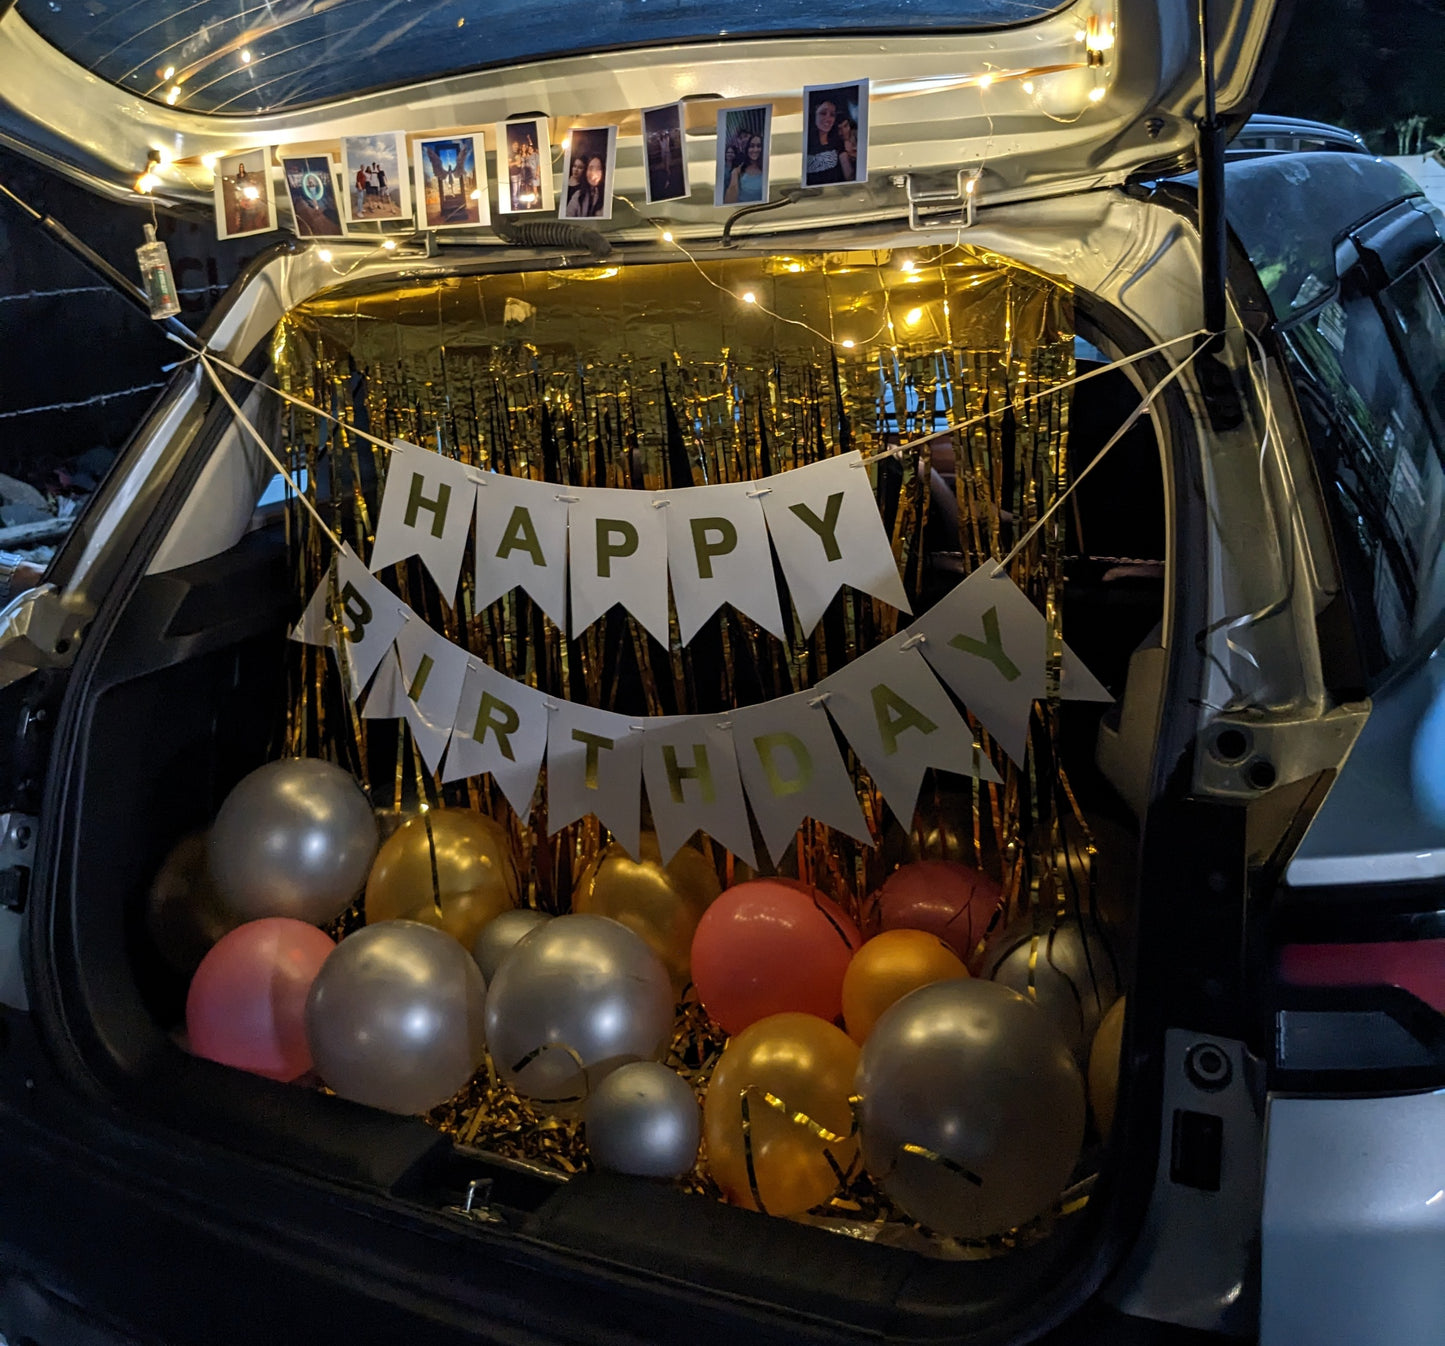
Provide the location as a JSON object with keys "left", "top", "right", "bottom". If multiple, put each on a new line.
{"left": 1278, "top": 940, "right": 1445, "bottom": 1012}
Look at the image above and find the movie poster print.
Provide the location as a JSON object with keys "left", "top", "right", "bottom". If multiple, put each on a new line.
{"left": 715, "top": 105, "right": 771, "bottom": 207}
{"left": 496, "top": 118, "right": 553, "bottom": 214}
{"left": 213, "top": 149, "right": 277, "bottom": 240}
{"left": 413, "top": 132, "right": 490, "bottom": 229}
{"left": 340, "top": 131, "right": 411, "bottom": 222}
{"left": 641, "top": 101, "right": 688, "bottom": 204}
{"left": 800, "top": 80, "right": 869, "bottom": 187}
{"left": 280, "top": 155, "right": 344, "bottom": 238}
{"left": 559, "top": 126, "right": 618, "bottom": 221}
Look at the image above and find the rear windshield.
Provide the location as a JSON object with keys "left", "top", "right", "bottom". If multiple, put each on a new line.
{"left": 18, "top": 0, "right": 1065, "bottom": 115}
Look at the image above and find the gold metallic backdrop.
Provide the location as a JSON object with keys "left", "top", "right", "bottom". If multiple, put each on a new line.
{"left": 272, "top": 246, "right": 1100, "bottom": 1241}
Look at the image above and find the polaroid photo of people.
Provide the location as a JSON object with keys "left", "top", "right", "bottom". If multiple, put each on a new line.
{"left": 413, "top": 132, "right": 490, "bottom": 230}
{"left": 496, "top": 118, "right": 553, "bottom": 214}
{"left": 641, "top": 101, "right": 689, "bottom": 204}
{"left": 800, "top": 80, "right": 868, "bottom": 188}
{"left": 560, "top": 126, "right": 619, "bottom": 221}
{"left": 714, "top": 105, "right": 772, "bottom": 208}
{"left": 280, "top": 155, "right": 344, "bottom": 238}
{"left": 340, "top": 132, "right": 411, "bottom": 223}
{"left": 214, "top": 149, "right": 277, "bottom": 240}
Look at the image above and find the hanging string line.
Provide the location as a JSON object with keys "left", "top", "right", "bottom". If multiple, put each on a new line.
{"left": 989, "top": 338, "right": 1209, "bottom": 577}
{"left": 190, "top": 347, "right": 344, "bottom": 547}
{"left": 167, "top": 325, "right": 1207, "bottom": 490}
{"left": 860, "top": 326, "right": 1208, "bottom": 467}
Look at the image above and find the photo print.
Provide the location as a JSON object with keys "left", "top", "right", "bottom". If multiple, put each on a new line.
{"left": 280, "top": 155, "right": 344, "bottom": 238}
{"left": 413, "top": 132, "right": 490, "bottom": 229}
{"left": 641, "top": 101, "right": 689, "bottom": 204}
{"left": 801, "top": 79, "right": 869, "bottom": 188}
{"left": 715, "top": 104, "right": 772, "bottom": 207}
{"left": 560, "top": 125, "right": 619, "bottom": 220}
{"left": 214, "top": 149, "right": 277, "bottom": 240}
{"left": 340, "top": 131, "right": 411, "bottom": 222}
{"left": 496, "top": 117, "right": 553, "bottom": 213}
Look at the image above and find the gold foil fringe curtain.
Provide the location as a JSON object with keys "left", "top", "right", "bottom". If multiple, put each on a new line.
{"left": 273, "top": 243, "right": 1078, "bottom": 920}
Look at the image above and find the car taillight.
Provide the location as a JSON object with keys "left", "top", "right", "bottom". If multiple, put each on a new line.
{"left": 1273, "top": 940, "right": 1445, "bottom": 1081}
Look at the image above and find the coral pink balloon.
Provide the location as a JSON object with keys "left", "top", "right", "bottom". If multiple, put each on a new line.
{"left": 690, "top": 880, "right": 861, "bottom": 1035}
{"left": 186, "top": 918, "right": 335, "bottom": 1081}
{"left": 874, "top": 860, "right": 1002, "bottom": 967}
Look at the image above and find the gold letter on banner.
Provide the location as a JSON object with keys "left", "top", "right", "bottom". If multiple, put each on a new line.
{"left": 910, "top": 566, "right": 1110, "bottom": 767}
{"left": 292, "top": 544, "right": 407, "bottom": 698}
{"left": 662, "top": 480, "right": 787, "bottom": 643}
{"left": 758, "top": 452, "right": 911, "bottom": 634}
{"left": 732, "top": 692, "right": 870, "bottom": 864}
{"left": 369, "top": 440, "right": 477, "bottom": 598}
{"left": 443, "top": 658, "right": 550, "bottom": 814}
{"left": 642, "top": 718, "right": 756, "bottom": 867}
{"left": 546, "top": 701, "right": 643, "bottom": 857}
{"left": 474, "top": 474, "right": 570, "bottom": 630}
{"left": 567, "top": 487, "right": 670, "bottom": 645}
{"left": 819, "top": 631, "right": 1001, "bottom": 826}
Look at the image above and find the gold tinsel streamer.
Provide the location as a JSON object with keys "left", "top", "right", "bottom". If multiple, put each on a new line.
{"left": 271, "top": 244, "right": 1107, "bottom": 1253}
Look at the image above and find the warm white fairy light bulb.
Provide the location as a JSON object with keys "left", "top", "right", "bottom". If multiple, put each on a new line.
{"left": 382, "top": 239, "right": 397, "bottom": 250}
{"left": 742, "top": 291, "right": 757, "bottom": 304}
{"left": 318, "top": 248, "right": 333, "bottom": 262}
{"left": 1088, "top": 86, "right": 1106, "bottom": 102}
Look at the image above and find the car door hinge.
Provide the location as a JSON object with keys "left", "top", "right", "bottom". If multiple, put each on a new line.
{"left": 0, "top": 812, "right": 38, "bottom": 913}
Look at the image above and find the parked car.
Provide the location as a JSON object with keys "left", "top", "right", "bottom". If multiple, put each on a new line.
{"left": 1, "top": 0, "right": 1444, "bottom": 1342}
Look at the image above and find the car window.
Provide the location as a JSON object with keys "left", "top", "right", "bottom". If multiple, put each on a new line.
{"left": 1283, "top": 251, "right": 1445, "bottom": 676}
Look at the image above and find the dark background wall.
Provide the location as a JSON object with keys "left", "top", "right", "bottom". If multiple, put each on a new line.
{"left": 0, "top": 0, "right": 1441, "bottom": 488}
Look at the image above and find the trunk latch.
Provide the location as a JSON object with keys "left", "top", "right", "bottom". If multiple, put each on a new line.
{"left": 905, "top": 171, "right": 978, "bottom": 232}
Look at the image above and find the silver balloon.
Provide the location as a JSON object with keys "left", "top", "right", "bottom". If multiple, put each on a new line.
{"left": 982, "top": 914, "right": 1120, "bottom": 1064}
{"left": 855, "top": 979, "right": 1085, "bottom": 1239}
{"left": 584, "top": 1061, "right": 700, "bottom": 1179}
{"left": 210, "top": 759, "right": 377, "bottom": 926}
{"left": 485, "top": 914, "right": 674, "bottom": 1108}
{"left": 472, "top": 908, "right": 553, "bottom": 983}
{"left": 306, "top": 920, "right": 487, "bottom": 1115}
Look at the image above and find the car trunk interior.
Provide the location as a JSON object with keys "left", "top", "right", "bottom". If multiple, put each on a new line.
{"left": 35, "top": 243, "right": 1171, "bottom": 1340}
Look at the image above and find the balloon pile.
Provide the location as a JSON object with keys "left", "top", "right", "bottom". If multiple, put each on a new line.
{"left": 163, "top": 759, "right": 1117, "bottom": 1245}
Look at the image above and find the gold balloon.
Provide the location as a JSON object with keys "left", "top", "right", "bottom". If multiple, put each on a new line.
{"left": 572, "top": 832, "right": 721, "bottom": 992}
{"left": 146, "top": 831, "right": 242, "bottom": 976}
{"left": 704, "top": 1012, "right": 859, "bottom": 1216}
{"left": 841, "top": 930, "right": 968, "bottom": 1044}
{"left": 365, "top": 809, "right": 519, "bottom": 950}
{"left": 1088, "top": 994, "right": 1126, "bottom": 1137}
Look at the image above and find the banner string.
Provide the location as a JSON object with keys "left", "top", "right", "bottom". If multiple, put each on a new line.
{"left": 989, "top": 338, "right": 1208, "bottom": 578}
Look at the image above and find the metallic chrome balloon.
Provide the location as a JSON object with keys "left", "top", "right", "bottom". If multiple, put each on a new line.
{"left": 306, "top": 920, "right": 487, "bottom": 1115}
{"left": 209, "top": 759, "right": 377, "bottom": 926}
{"left": 147, "top": 831, "right": 241, "bottom": 977}
{"left": 572, "top": 832, "right": 720, "bottom": 992}
{"left": 485, "top": 914, "right": 674, "bottom": 1108}
{"left": 365, "top": 808, "right": 519, "bottom": 950}
{"left": 584, "top": 1061, "right": 700, "bottom": 1179}
{"left": 855, "top": 979, "right": 1085, "bottom": 1239}
{"left": 472, "top": 907, "right": 552, "bottom": 982}
{"left": 981, "top": 914, "right": 1120, "bottom": 1064}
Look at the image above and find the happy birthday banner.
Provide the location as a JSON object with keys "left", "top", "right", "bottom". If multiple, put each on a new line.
{"left": 293, "top": 541, "right": 1109, "bottom": 866}
{"left": 369, "top": 439, "right": 911, "bottom": 645}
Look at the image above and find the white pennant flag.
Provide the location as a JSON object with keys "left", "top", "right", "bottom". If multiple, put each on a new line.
{"left": 292, "top": 544, "right": 406, "bottom": 698}
{"left": 369, "top": 440, "right": 477, "bottom": 598}
{"left": 545, "top": 701, "right": 644, "bottom": 859}
{"left": 732, "top": 690, "right": 871, "bottom": 864}
{"left": 368, "top": 613, "right": 470, "bottom": 773}
{"left": 819, "top": 632, "right": 1002, "bottom": 826}
{"left": 662, "top": 480, "right": 786, "bottom": 643}
{"left": 567, "top": 487, "right": 671, "bottom": 645}
{"left": 473, "top": 473, "right": 570, "bottom": 630}
{"left": 641, "top": 716, "right": 757, "bottom": 869}
{"left": 909, "top": 566, "right": 1111, "bottom": 766}
{"left": 443, "top": 658, "right": 550, "bottom": 817}
{"left": 759, "top": 451, "right": 911, "bottom": 634}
